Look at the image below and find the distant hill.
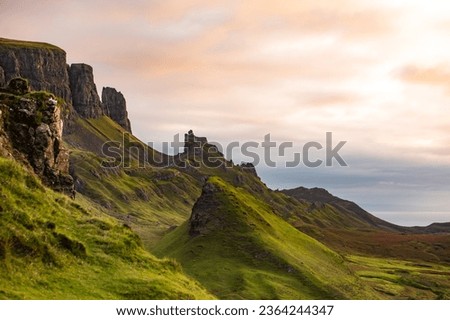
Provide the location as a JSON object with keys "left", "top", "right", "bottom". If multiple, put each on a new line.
{"left": 280, "top": 187, "right": 450, "bottom": 264}
{"left": 281, "top": 186, "right": 401, "bottom": 230}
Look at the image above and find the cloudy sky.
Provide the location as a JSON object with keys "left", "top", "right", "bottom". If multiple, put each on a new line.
{"left": 2, "top": 0, "right": 450, "bottom": 225}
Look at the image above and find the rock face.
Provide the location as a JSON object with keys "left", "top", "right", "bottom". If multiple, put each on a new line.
{"left": 0, "top": 38, "right": 133, "bottom": 130}
{"left": 0, "top": 78, "right": 74, "bottom": 196}
{"left": 184, "top": 130, "right": 208, "bottom": 154}
{"left": 6, "top": 77, "right": 30, "bottom": 95}
{"left": 189, "top": 181, "right": 223, "bottom": 236}
{"left": 0, "top": 38, "right": 72, "bottom": 103}
{"left": 102, "top": 87, "right": 132, "bottom": 132}
{"left": 239, "top": 162, "right": 258, "bottom": 177}
{"left": 68, "top": 63, "right": 105, "bottom": 118}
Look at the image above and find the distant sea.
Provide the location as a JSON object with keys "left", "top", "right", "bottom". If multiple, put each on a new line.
{"left": 373, "top": 212, "right": 450, "bottom": 227}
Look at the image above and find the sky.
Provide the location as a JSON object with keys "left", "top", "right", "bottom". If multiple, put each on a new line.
{"left": 1, "top": 0, "right": 450, "bottom": 225}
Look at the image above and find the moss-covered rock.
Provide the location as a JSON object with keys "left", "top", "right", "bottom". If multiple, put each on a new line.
{"left": 0, "top": 84, "right": 74, "bottom": 196}
{"left": 7, "top": 77, "right": 30, "bottom": 95}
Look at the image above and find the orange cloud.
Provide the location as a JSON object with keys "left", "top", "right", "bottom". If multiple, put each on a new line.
{"left": 2, "top": 0, "right": 450, "bottom": 167}
{"left": 397, "top": 65, "right": 450, "bottom": 88}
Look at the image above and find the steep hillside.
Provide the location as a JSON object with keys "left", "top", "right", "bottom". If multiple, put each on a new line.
{"left": 64, "top": 117, "right": 202, "bottom": 247}
{"left": 154, "top": 176, "right": 377, "bottom": 299}
{"left": 0, "top": 157, "right": 213, "bottom": 299}
{"left": 65, "top": 120, "right": 263, "bottom": 248}
{"left": 0, "top": 74, "right": 212, "bottom": 299}
{"left": 154, "top": 177, "right": 450, "bottom": 299}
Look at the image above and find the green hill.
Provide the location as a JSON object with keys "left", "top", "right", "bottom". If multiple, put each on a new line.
{"left": 278, "top": 187, "right": 450, "bottom": 264}
{"left": 64, "top": 117, "right": 262, "bottom": 249}
{"left": 65, "top": 117, "right": 450, "bottom": 299}
{"left": 154, "top": 176, "right": 377, "bottom": 299}
{"left": 64, "top": 117, "right": 203, "bottom": 247}
{"left": 0, "top": 157, "right": 213, "bottom": 299}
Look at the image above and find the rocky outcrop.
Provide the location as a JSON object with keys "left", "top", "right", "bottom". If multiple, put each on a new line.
{"left": 239, "top": 162, "right": 258, "bottom": 177}
{"left": 68, "top": 63, "right": 105, "bottom": 118}
{"left": 5, "top": 77, "right": 30, "bottom": 95}
{"left": 0, "top": 38, "right": 132, "bottom": 130}
{"left": 0, "top": 39, "right": 77, "bottom": 135}
{"left": 189, "top": 181, "right": 223, "bottom": 236}
{"left": 0, "top": 78, "right": 74, "bottom": 196}
{"left": 0, "top": 38, "right": 72, "bottom": 103}
{"left": 177, "top": 130, "right": 232, "bottom": 170}
{"left": 184, "top": 130, "right": 208, "bottom": 154}
{"left": 102, "top": 87, "right": 132, "bottom": 132}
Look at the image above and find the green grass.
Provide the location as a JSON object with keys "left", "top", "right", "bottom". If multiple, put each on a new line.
{"left": 0, "top": 157, "right": 213, "bottom": 299}
{"left": 154, "top": 177, "right": 378, "bottom": 299}
{"left": 64, "top": 116, "right": 262, "bottom": 249}
{"left": 63, "top": 113, "right": 450, "bottom": 300}
{"left": 347, "top": 255, "right": 450, "bottom": 299}
{"left": 69, "top": 147, "right": 201, "bottom": 248}
{"left": 0, "top": 38, "right": 63, "bottom": 51}
{"left": 64, "top": 116, "right": 301, "bottom": 250}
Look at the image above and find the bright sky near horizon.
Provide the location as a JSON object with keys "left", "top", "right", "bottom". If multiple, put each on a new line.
{"left": 1, "top": 0, "right": 450, "bottom": 225}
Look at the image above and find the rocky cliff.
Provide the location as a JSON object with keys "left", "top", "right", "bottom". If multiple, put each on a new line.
{"left": 102, "top": 87, "right": 132, "bottom": 132}
{"left": 0, "top": 78, "right": 74, "bottom": 196}
{"left": 0, "top": 38, "right": 72, "bottom": 103}
{"left": 0, "top": 38, "right": 132, "bottom": 131}
{"left": 69, "top": 63, "right": 105, "bottom": 118}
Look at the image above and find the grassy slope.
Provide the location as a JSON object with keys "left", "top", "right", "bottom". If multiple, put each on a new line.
{"left": 347, "top": 255, "right": 450, "bottom": 299}
{"left": 66, "top": 116, "right": 450, "bottom": 299}
{"left": 0, "top": 38, "right": 63, "bottom": 51}
{"left": 154, "top": 176, "right": 377, "bottom": 299}
{"left": 0, "top": 157, "right": 213, "bottom": 299}
{"left": 65, "top": 117, "right": 202, "bottom": 248}
{"left": 64, "top": 117, "right": 266, "bottom": 249}
{"left": 275, "top": 189, "right": 450, "bottom": 264}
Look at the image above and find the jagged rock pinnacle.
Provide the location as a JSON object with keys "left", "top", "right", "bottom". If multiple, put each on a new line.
{"left": 69, "top": 63, "right": 105, "bottom": 118}
{"left": 102, "top": 87, "right": 132, "bottom": 132}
